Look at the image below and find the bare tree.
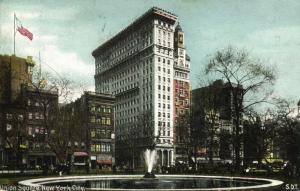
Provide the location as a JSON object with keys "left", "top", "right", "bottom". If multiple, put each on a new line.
{"left": 273, "top": 98, "right": 300, "bottom": 173}
{"left": 243, "top": 108, "right": 278, "bottom": 166}
{"left": 205, "top": 46, "right": 277, "bottom": 171}
{"left": 23, "top": 69, "right": 76, "bottom": 164}
{"left": 174, "top": 112, "right": 191, "bottom": 164}
{"left": 2, "top": 111, "right": 26, "bottom": 169}
{"left": 116, "top": 110, "right": 156, "bottom": 170}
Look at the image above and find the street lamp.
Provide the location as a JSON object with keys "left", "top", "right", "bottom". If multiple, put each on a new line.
{"left": 297, "top": 100, "right": 300, "bottom": 115}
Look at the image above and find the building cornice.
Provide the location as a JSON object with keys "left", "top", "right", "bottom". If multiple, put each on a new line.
{"left": 92, "top": 7, "right": 177, "bottom": 57}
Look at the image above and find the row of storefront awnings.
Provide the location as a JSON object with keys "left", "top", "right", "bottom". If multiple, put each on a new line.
{"left": 73, "top": 152, "right": 112, "bottom": 165}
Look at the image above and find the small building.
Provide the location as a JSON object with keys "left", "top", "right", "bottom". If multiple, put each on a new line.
{"left": 0, "top": 54, "right": 59, "bottom": 169}
{"left": 21, "top": 85, "right": 58, "bottom": 168}
{"left": 65, "top": 91, "right": 115, "bottom": 169}
{"left": 191, "top": 80, "right": 238, "bottom": 164}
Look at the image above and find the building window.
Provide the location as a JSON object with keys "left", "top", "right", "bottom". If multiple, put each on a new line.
{"left": 107, "top": 144, "right": 111, "bottom": 152}
{"left": 6, "top": 113, "right": 12, "bottom": 120}
{"left": 91, "top": 116, "right": 96, "bottom": 123}
{"left": 101, "top": 117, "right": 106, "bottom": 125}
{"left": 91, "top": 145, "right": 96, "bottom": 152}
{"left": 28, "top": 126, "right": 32, "bottom": 135}
{"left": 18, "top": 114, "right": 23, "bottom": 121}
{"left": 6, "top": 124, "right": 12, "bottom": 131}
{"left": 96, "top": 117, "right": 101, "bottom": 123}
{"left": 101, "top": 144, "right": 105, "bottom": 152}
{"left": 96, "top": 144, "right": 101, "bottom": 152}
{"left": 91, "top": 130, "right": 96, "bottom": 138}
{"left": 106, "top": 117, "right": 111, "bottom": 125}
{"left": 185, "top": 99, "right": 189, "bottom": 105}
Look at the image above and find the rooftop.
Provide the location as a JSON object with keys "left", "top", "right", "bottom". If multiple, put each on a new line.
{"left": 84, "top": 91, "right": 115, "bottom": 99}
{"left": 92, "top": 7, "right": 177, "bottom": 57}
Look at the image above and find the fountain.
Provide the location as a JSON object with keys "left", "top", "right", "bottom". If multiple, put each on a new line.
{"left": 18, "top": 149, "right": 284, "bottom": 190}
{"left": 143, "top": 149, "right": 157, "bottom": 178}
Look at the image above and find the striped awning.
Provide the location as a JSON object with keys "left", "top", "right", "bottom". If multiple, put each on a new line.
{"left": 97, "top": 159, "right": 112, "bottom": 165}
{"left": 73, "top": 152, "right": 88, "bottom": 157}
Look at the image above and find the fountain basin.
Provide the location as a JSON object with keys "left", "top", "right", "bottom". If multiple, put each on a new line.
{"left": 19, "top": 174, "right": 283, "bottom": 190}
{"left": 143, "top": 172, "right": 157, "bottom": 179}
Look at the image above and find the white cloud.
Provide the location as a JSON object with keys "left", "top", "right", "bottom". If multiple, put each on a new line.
{"left": 0, "top": 20, "right": 95, "bottom": 99}
{"left": 40, "top": 44, "right": 94, "bottom": 77}
{"left": 35, "top": 35, "right": 58, "bottom": 43}
{"left": 13, "top": 12, "right": 41, "bottom": 20}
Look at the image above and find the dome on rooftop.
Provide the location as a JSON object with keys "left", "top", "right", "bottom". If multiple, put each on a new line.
{"left": 175, "top": 23, "right": 183, "bottom": 31}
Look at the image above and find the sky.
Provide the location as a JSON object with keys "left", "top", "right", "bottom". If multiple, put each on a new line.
{"left": 0, "top": 0, "right": 299, "bottom": 100}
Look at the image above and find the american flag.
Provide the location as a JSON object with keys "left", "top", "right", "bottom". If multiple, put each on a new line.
{"left": 15, "top": 16, "right": 33, "bottom": 41}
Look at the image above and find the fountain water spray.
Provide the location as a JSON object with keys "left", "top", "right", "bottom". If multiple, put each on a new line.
{"left": 143, "top": 149, "right": 157, "bottom": 178}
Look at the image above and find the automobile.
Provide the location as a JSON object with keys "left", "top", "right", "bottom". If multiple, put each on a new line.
{"left": 0, "top": 165, "right": 8, "bottom": 170}
{"left": 270, "top": 161, "right": 285, "bottom": 172}
{"left": 244, "top": 161, "right": 272, "bottom": 173}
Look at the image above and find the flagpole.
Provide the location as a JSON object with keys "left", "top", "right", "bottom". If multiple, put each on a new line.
{"left": 39, "top": 51, "right": 41, "bottom": 78}
{"left": 14, "top": 12, "right": 16, "bottom": 55}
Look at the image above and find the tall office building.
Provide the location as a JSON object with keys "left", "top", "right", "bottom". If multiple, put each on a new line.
{"left": 173, "top": 24, "right": 191, "bottom": 161}
{"left": 92, "top": 7, "right": 190, "bottom": 167}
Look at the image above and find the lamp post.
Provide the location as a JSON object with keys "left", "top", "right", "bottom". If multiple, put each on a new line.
{"left": 260, "top": 122, "right": 265, "bottom": 164}
{"left": 297, "top": 100, "right": 300, "bottom": 116}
